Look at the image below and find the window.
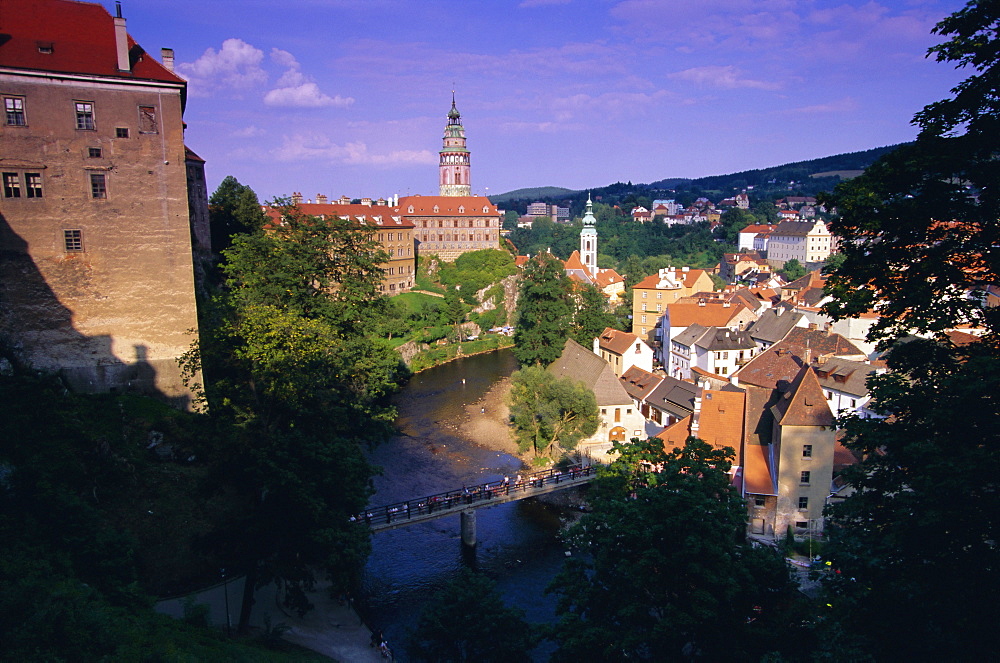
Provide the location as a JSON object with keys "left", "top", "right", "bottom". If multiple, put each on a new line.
{"left": 754, "top": 496, "right": 766, "bottom": 507}
{"left": 88, "top": 147, "right": 102, "bottom": 158}
{"left": 798, "top": 496, "right": 809, "bottom": 510}
{"left": 63, "top": 229, "right": 83, "bottom": 252}
{"left": 25, "top": 173, "right": 42, "bottom": 198}
{"left": 800, "top": 471, "right": 811, "bottom": 484}
{"left": 138, "top": 105, "right": 157, "bottom": 133}
{"left": 75, "top": 102, "right": 94, "bottom": 130}
{"left": 90, "top": 173, "right": 106, "bottom": 199}
{"left": 642, "top": 291, "right": 647, "bottom": 299}
{"left": 116, "top": 127, "right": 129, "bottom": 138}
{"left": 802, "top": 444, "right": 813, "bottom": 458}
{"left": 3, "top": 172, "right": 20, "bottom": 198}
{"left": 5, "top": 96, "right": 26, "bottom": 126}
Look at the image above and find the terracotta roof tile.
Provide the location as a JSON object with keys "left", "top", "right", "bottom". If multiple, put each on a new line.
{"left": 597, "top": 327, "right": 639, "bottom": 355}
{"left": 770, "top": 365, "right": 835, "bottom": 427}
{"left": 0, "top": 0, "right": 185, "bottom": 84}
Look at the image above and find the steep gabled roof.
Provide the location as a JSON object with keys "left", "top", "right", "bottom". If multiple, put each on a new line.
{"left": 548, "top": 338, "right": 632, "bottom": 406}
{"left": 770, "top": 365, "right": 835, "bottom": 427}
{"left": 672, "top": 322, "right": 712, "bottom": 348}
{"left": 0, "top": 0, "right": 185, "bottom": 84}
{"left": 696, "top": 390, "right": 746, "bottom": 459}
{"left": 813, "top": 357, "right": 879, "bottom": 397}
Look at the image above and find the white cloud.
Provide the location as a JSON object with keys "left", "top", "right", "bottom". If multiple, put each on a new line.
{"left": 232, "top": 125, "right": 266, "bottom": 138}
{"left": 668, "top": 65, "right": 780, "bottom": 91}
{"left": 274, "top": 134, "right": 435, "bottom": 166}
{"left": 264, "top": 47, "right": 353, "bottom": 108}
{"left": 264, "top": 83, "right": 355, "bottom": 108}
{"left": 177, "top": 39, "right": 267, "bottom": 94}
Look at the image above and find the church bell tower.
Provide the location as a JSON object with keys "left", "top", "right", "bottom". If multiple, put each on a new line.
{"left": 439, "top": 93, "right": 471, "bottom": 197}
{"left": 580, "top": 193, "right": 598, "bottom": 273}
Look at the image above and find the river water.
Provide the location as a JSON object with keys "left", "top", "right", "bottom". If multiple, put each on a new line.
{"left": 359, "top": 349, "right": 571, "bottom": 661}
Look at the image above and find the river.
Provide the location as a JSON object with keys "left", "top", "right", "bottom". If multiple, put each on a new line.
{"left": 359, "top": 348, "right": 572, "bottom": 661}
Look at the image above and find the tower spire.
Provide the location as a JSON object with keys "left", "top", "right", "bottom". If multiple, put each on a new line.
{"left": 580, "top": 193, "right": 598, "bottom": 274}
{"left": 440, "top": 93, "right": 471, "bottom": 196}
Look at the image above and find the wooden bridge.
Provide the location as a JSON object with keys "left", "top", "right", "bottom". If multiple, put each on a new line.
{"left": 359, "top": 464, "right": 598, "bottom": 545}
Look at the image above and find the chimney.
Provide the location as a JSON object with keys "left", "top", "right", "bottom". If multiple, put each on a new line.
{"left": 690, "top": 394, "right": 703, "bottom": 436}
{"left": 160, "top": 48, "right": 175, "bottom": 72}
{"left": 316, "top": 193, "right": 328, "bottom": 204}
{"left": 291, "top": 192, "right": 302, "bottom": 205}
{"left": 114, "top": 4, "right": 130, "bottom": 72}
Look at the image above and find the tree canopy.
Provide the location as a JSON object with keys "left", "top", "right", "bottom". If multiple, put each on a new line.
{"left": 191, "top": 199, "right": 406, "bottom": 628}
{"left": 409, "top": 569, "right": 537, "bottom": 662}
{"left": 548, "top": 437, "right": 798, "bottom": 661}
{"left": 508, "top": 365, "right": 598, "bottom": 458}
{"left": 819, "top": 3, "right": 1000, "bottom": 659}
{"left": 512, "top": 253, "right": 574, "bottom": 366}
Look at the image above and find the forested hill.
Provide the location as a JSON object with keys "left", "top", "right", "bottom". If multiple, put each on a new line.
{"left": 493, "top": 143, "right": 906, "bottom": 216}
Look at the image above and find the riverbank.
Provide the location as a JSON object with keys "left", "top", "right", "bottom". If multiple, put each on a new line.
{"left": 407, "top": 337, "right": 515, "bottom": 373}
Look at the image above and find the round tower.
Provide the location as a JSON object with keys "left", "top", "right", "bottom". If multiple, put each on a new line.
{"left": 580, "top": 193, "right": 598, "bottom": 272}
{"left": 439, "top": 93, "right": 471, "bottom": 197}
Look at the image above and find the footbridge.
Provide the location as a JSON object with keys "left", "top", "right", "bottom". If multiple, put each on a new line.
{"left": 359, "top": 464, "right": 598, "bottom": 546}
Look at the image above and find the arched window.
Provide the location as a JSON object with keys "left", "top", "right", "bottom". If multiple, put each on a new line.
{"left": 609, "top": 427, "right": 626, "bottom": 443}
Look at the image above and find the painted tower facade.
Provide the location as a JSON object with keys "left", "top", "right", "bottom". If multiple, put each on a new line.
{"left": 580, "top": 194, "right": 598, "bottom": 270}
{"left": 439, "top": 94, "right": 471, "bottom": 197}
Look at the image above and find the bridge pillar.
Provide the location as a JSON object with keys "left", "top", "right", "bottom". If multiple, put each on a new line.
{"left": 460, "top": 509, "right": 476, "bottom": 548}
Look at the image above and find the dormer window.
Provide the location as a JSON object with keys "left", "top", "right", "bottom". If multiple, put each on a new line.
{"left": 408, "top": 205, "right": 414, "bottom": 213}
{"left": 433, "top": 205, "right": 439, "bottom": 213}
{"left": 483, "top": 206, "right": 489, "bottom": 213}
{"left": 36, "top": 41, "right": 54, "bottom": 54}
{"left": 458, "top": 205, "right": 465, "bottom": 213}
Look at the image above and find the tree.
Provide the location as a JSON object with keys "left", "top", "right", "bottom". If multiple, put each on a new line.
{"left": 548, "top": 437, "right": 798, "bottom": 661}
{"left": 571, "top": 283, "right": 618, "bottom": 346}
{"left": 512, "top": 253, "right": 573, "bottom": 366}
{"left": 192, "top": 201, "right": 406, "bottom": 629}
{"left": 409, "top": 569, "right": 537, "bottom": 662}
{"left": 508, "top": 365, "right": 598, "bottom": 458}
{"left": 822, "top": 1, "right": 1000, "bottom": 346}
{"left": 716, "top": 208, "right": 756, "bottom": 244}
{"left": 818, "top": 4, "right": 1000, "bottom": 659}
{"left": 777, "top": 258, "right": 806, "bottom": 281}
{"left": 208, "top": 175, "right": 266, "bottom": 255}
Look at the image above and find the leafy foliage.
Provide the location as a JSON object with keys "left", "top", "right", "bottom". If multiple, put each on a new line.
{"left": 192, "top": 199, "right": 407, "bottom": 627}
{"left": 818, "top": 5, "right": 1000, "bottom": 660}
{"left": 508, "top": 365, "right": 598, "bottom": 458}
{"left": 512, "top": 253, "right": 574, "bottom": 366}
{"left": 548, "top": 437, "right": 799, "bottom": 661}
{"left": 777, "top": 258, "right": 806, "bottom": 281}
{"left": 409, "top": 569, "right": 537, "bottom": 662}
{"left": 571, "top": 283, "right": 620, "bottom": 346}
{"left": 209, "top": 175, "right": 267, "bottom": 255}
{"left": 823, "top": 339, "right": 1000, "bottom": 661}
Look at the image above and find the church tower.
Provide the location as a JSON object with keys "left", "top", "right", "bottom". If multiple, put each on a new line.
{"left": 439, "top": 93, "right": 471, "bottom": 197}
{"left": 580, "top": 193, "right": 598, "bottom": 273}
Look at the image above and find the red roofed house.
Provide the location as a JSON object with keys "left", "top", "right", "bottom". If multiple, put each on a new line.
{"left": 0, "top": 0, "right": 207, "bottom": 406}
{"left": 593, "top": 327, "right": 654, "bottom": 377}
{"left": 632, "top": 266, "right": 715, "bottom": 347}
{"left": 738, "top": 224, "right": 777, "bottom": 252}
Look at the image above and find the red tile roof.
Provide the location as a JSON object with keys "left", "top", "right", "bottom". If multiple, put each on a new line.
{"left": 0, "top": 0, "right": 184, "bottom": 84}
{"left": 597, "top": 327, "right": 639, "bottom": 355}
{"left": 398, "top": 195, "right": 498, "bottom": 216}
{"left": 771, "top": 365, "right": 835, "bottom": 428}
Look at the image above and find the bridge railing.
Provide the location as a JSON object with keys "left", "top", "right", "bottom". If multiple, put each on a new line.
{"left": 355, "top": 464, "right": 597, "bottom": 528}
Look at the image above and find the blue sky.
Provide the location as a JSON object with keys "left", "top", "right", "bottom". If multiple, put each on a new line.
{"left": 109, "top": 0, "right": 968, "bottom": 201}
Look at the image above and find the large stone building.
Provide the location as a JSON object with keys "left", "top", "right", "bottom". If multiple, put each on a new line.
{"left": 0, "top": 0, "right": 205, "bottom": 406}
{"left": 403, "top": 194, "right": 501, "bottom": 261}
{"left": 765, "top": 219, "right": 833, "bottom": 269}
{"left": 275, "top": 200, "right": 417, "bottom": 294}
{"left": 631, "top": 267, "right": 715, "bottom": 346}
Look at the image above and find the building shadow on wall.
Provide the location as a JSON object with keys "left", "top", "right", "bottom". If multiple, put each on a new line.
{"left": 0, "top": 213, "right": 188, "bottom": 409}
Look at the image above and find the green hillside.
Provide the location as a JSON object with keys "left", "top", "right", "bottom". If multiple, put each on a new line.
{"left": 491, "top": 144, "right": 905, "bottom": 215}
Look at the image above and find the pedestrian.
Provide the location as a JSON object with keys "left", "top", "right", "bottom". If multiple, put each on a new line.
{"left": 371, "top": 629, "right": 383, "bottom": 648}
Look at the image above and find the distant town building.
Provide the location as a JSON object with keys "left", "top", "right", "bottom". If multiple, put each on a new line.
{"left": 766, "top": 219, "right": 833, "bottom": 268}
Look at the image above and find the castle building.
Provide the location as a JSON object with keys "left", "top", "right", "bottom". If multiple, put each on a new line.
{"left": 439, "top": 93, "right": 471, "bottom": 197}
{"left": 0, "top": 0, "right": 206, "bottom": 406}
